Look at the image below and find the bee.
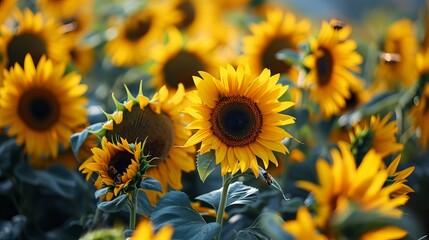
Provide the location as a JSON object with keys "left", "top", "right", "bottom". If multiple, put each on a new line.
{"left": 109, "top": 166, "right": 123, "bottom": 185}
{"left": 329, "top": 19, "right": 345, "bottom": 31}
{"left": 263, "top": 171, "right": 273, "bottom": 185}
{"left": 379, "top": 52, "right": 401, "bottom": 64}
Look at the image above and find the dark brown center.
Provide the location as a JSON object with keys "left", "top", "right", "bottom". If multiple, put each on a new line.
{"left": 162, "top": 50, "right": 205, "bottom": 89}
{"left": 18, "top": 88, "right": 60, "bottom": 131}
{"left": 343, "top": 89, "right": 359, "bottom": 111}
{"left": 108, "top": 150, "right": 134, "bottom": 184}
{"left": 175, "top": 0, "right": 196, "bottom": 29}
{"left": 124, "top": 17, "right": 152, "bottom": 41}
{"left": 261, "top": 38, "right": 293, "bottom": 75}
{"left": 211, "top": 96, "right": 263, "bottom": 147}
{"left": 315, "top": 47, "right": 334, "bottom": 86}
{"left": 7, "top": 32, "right": 48, "bottom": 69}
{"left": 106, "top": 105, "right": 175, "bottom": 165}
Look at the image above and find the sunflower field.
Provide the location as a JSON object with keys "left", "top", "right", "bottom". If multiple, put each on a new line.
{"left": 0, "top": 0, "right": 428, "bottom": 239}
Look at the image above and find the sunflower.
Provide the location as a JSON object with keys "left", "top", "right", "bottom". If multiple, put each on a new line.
{"left": 36, "top": 0, "right": 92, "bottom": 18}
{"left": 132, "top": 220, "right": 173, "bottom": 240}
{"left": 85, "top": 82, "right": 195, "bottom": 200}
{"left": 297, "top": 142, "right": 410, "bottom": 229}
{"left": 157, "top": 0, "right": 225, "bottom": 42}
{"left": 212, "top": 0, "right": 250, "bottom": 11}
{"left": 57, "top": 7, "right": 94, "bottom": 43}
{"left": 240, "top": 9, "right": 311, "bottom": 78}
{"left": 360, "top": 226, "right": 408, "bottom": 240}
{"left": 331, "top": 197, "right": 408, "bottom": 240}
{"left": 328, "top": 18, "right": 352, "bottom": 42}
{"left": 104, "top": 5, "right": 180, "bottom": 67}
{"left": 80, "top": 137, "right": 149, "bottom": 198}
{"left": 149, "top": 27, "right": 221, "bottom": 90}
{"left": 417, "top": 5, "right": 429, "bottom": 75}
{"left": 0, "top": 8, "right": 70, "bottom": 72}
{"left": 384, "top": 155, "right": 415, "bottom": 199}
{"left": 0, "top": 54, "right": 88, "bottom": 159}
{"left": 69, "top": 43, "right": 95, "bottom": 74}
{"left": 0, "top": 0, "right": 16, "bottom": 24}
{"left": 283, "top": 207, "right": 328, "bottom": 240}
{"left": 349, "top": 113, "right": 403, "bottom": 162}
{"left": 410, "top": 84, "right": 429, "bottom": 149}
{"left": 372, "top": 19, "right": 418, "bottom": 92}
{"left": 303, "top": 21, "right": 363, "bottom": 118}
{"left": 184, "top": 65, "right": 295, "bottom": 177}
{"left": 338, "top": 80, "right": 370, "bottom": 115}
{"left": 248, "top": 1, "right": 290, "bottom": 19}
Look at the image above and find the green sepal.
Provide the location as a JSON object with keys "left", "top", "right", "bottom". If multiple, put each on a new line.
{"left": 111, "top": 92, "right": 125, "bottom": 111}
{"left": 123, "top": 84, "right": 137, "bottom": 102}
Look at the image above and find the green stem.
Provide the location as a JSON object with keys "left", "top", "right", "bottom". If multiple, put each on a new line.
{"left": 129, "top": 189, "right": 138, "bottom": 230}
{"left": 90, "top": 207, "right": 102, "bottom": 230}
{"left": 215, "top": 173, "right": 232, "bottom": 240}
{"left": 395, "top": 106, "right": 405, "bottom": 140}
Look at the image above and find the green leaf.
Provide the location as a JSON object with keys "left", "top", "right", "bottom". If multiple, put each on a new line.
{"left": 235, "top": 213, "right": 294, "bottom": 240}
{"left": 275, "top": 49, "right": 302, "bottom": 66}
{"left": 14, "top": 163, "right": 76, "bottom": 199}
{"left": 234, "top": 231, "right": 268, "bottom": 240}
{"left": 195, "top": 182, "right": 259, "bottom": 211}
{"left": 0, "top": 215, "right": 27, "bottom": 240}
{"left": 337, "top": 92, "right": 398, "bottom": 127}
{"left": 94, "top": 187, "right": 109, "bottom": 199}
{"left": 97, "top": 194, "right": 128, "bottom": 213}
{"left": 136, "top": 190, "right": 153, "bottom": 216}
{"left": 140, "top": 177, "right": 162, "bottom": 193}
{"left": 70, "top": 123, "right": 102, "bottom": 160}
{"left": 0, "top": 138, "right": 19, "bottom": 173}
{"left": 281, "top": 197, "right": 304, "bottom": 213}
{"left": 258, "top": 167, "right": 287, "bottom": 200}
{"left": 123, "top": 229, "right": 134, "bottom": 238}
{"left": 151, "top": 191, "right": 220, "bottom": 240}
{"left": 196, "top": 150, "right": 217, "bottom": 182}
{"left": 332, "top": 203, "right": 406, "bottom": 239}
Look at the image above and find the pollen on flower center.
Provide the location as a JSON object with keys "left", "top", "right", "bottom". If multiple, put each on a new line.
{"left": 262, "top": 37, "right": 292, "bottom": 75}
{"left": 108, "top": 151, "right": 134, "bottom": 184}
{"left": 106, "top": 105, "right": 175, "bottom": 164}
{"left": 211, "top": 96, "right": 263, "bottom": 147}
{"left": 316, "top": 47, "right": 334, "bottom": 86}
{"left": 7, "top": 32, "right": 48, "bottom": 69}
{"left": 125, "top": 18, "right": 152, "bottom": 41}
{"left": 18, "top": 88, "right": 60, "bottom": 131}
